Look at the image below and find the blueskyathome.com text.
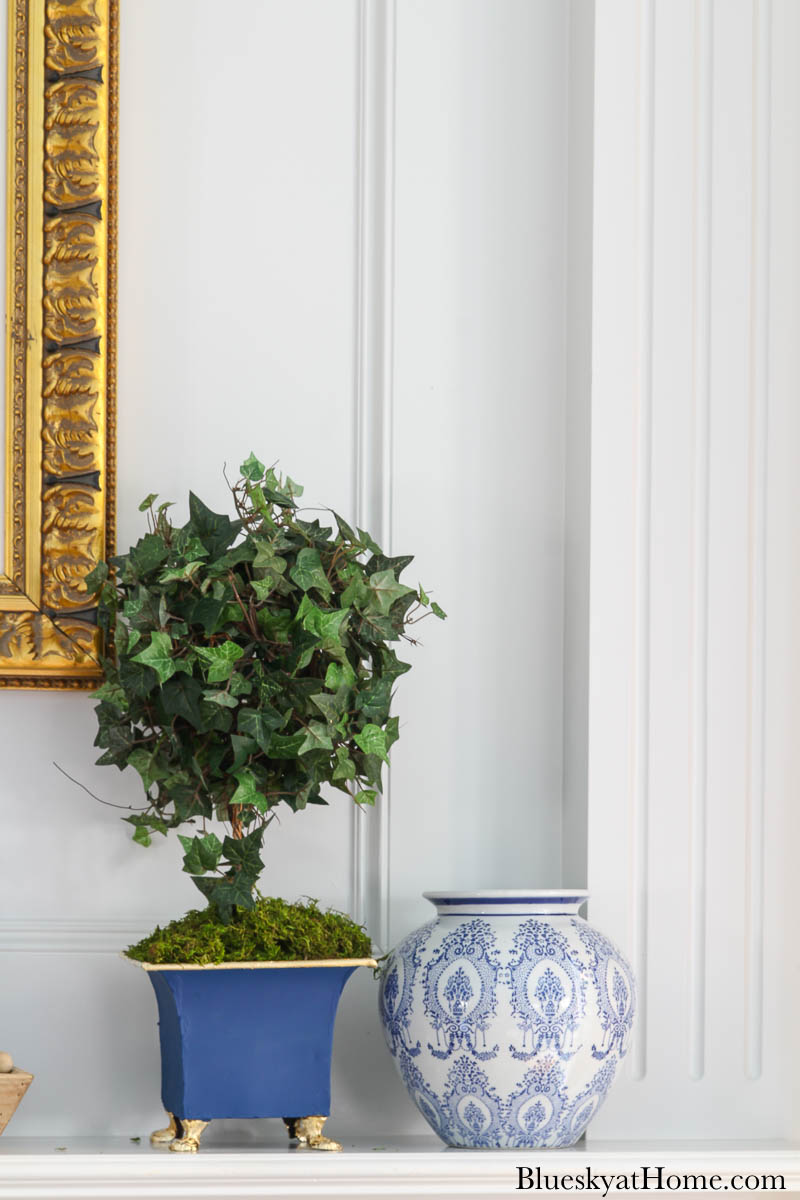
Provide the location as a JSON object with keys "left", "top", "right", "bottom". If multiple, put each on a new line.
{"left": 515, "top": 1166, "right": 785, "bottom": 1193}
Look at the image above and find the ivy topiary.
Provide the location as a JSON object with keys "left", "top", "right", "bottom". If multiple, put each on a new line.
{"left": 86, "top": 455, "right": 444, "bottom": 924}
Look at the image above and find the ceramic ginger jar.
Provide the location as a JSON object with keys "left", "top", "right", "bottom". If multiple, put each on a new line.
{"left": 378, "top": 890, "right": 635, "bottom": 1148}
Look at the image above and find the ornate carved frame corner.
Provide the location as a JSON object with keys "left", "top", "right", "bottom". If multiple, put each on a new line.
{"left": 1, "top": 0, "right": 117, "bottom": 687}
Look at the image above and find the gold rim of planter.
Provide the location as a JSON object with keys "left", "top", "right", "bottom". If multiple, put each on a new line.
{"left": 0, "top": 0, "right": 117, "bottom": 687}
{"left": 125, "top": 956, "right": 379, "bottom": 972}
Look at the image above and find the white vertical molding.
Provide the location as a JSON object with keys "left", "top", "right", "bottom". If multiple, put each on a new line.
{"left": 687, "top": 0, "right": 713, "bottom": 1084}
{"left": 351, "top": 0, "right": 397, "bottom": 952}
{"left": 629, "top": 0, "right": 656, "bottom": 1084}
{"left": 591, "top": 0, "right": 796, "bottom": 1137}
{"left": 744, "top": 0, "right": 772, "bottom": 1083}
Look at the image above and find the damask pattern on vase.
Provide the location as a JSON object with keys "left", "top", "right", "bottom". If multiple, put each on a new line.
{"left": 573, "top": 920, "right": 635, "bottom": 1061}
{"left": 422, "top": 918, "right": 500, "bottom": 1061}
{"left": 398, "top": 1050, "right": 450, "bottom": 1141}
{"left": 379, "top": 921, "right": 435, "bottom": 1057}
{"left": 506, "top": 919, "right": 586, "bottom": 1061}
{"left": 503, "top": 1053, "right": 569, "bottom": 1147}
{"left": 559, "top": 1056, "right": 619, "bottom": 1145}
{"left": 440, "top": 1056, "right": 505, "bottom": 1148}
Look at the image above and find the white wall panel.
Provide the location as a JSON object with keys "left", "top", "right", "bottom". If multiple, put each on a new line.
{"left": 588, "top": 0, "right": 800, "bottom": 1139}
{"left": 389, "top": 0, "right": 570, "bottom": 947}
{"left": 0, "top": 0, "right": 363, "bottom": 1136}
{"left": 0, "top": 0, "right": 588, "bottom": 1140}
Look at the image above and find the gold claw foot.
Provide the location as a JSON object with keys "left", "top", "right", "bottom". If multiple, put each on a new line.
{"left": 289, "top": 1114, "right": 341, "bottom": 1152}
{"left": 150, "top": 1112, "right": 180, "bottom": 1146}
{"left": 168, "top": 1119, "right": 209, "bottom": 1153}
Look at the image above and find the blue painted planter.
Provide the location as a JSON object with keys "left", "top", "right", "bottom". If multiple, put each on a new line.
{"left": 137, "top": 961, "right": 372, "bottom": 1125}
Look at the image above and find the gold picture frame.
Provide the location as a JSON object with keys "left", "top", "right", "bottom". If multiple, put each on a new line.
{"left": 1, "top": 0, "right": 116, "bottom": 687}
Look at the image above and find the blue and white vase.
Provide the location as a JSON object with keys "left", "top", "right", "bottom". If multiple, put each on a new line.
{"left": 378, "top": 891, "right": 635, "bottom": 1148}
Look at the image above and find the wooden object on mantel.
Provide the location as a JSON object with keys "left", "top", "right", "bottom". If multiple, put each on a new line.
{"left": 0, "top": 1068, "right": 34, "bottom": 1135}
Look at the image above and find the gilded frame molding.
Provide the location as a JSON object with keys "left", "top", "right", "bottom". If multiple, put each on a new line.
{"left": 1, "top": 0, "right": 116, "bottom": 687}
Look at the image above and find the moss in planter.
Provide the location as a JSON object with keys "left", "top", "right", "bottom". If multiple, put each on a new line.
{"left": 126, "top": 897, "right": 373, "bottom": 965}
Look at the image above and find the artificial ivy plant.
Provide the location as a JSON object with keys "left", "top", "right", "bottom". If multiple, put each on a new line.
{"left": 86, "top": 455, "right": 445, "bottom": 925}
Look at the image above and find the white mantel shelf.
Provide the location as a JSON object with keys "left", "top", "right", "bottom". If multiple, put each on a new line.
{"left": 0, "top": 1138, "right": 798, "bottom": 1200}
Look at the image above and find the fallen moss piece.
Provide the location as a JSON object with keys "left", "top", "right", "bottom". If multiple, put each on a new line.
{"left": 125, "top": 896, "right": 373, "bottom": 965}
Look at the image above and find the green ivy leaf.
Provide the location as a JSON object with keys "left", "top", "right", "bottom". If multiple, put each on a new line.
{"left": 310, "top": 692, "right": 342, "bottom": 723}
{"left": 384, "top": 714, "right": 400, "bottom": 751}
{"left": 367, "top": 570, "right": 415, "bottom": 616}
{"left": 179, "top": 832, "right": 223, "bottom": 876}
{"left": 223, "top": 827, "right": 265, "bottom": 872}
{"left": 189, "top": 597, "right": 226, "bottom": 635}
{"left": 203, "top": 688, "right": 238, "bottom": 708}
{"left": 289, "top": 548, "right": 332, "bottom": 598}
{"left": 332, "top": 746, "right": 356, "bottom": 781}
{"left": 250, "top": 560, "right": 289, "bottom": 600}
{"left": 207, "top": 543, "right": 256, "bottom": 573}
{"left": 129, "top": 534, "right": 170, "bottom": 575}
{"left": 127, "top": 748, "right": 169, "bottom": 791}
{"left": 354, "top": 788, "right": 378, "bottom": 806}
{"left": 194, "top": 873, "right": 257, "bottom": 922}
{"left": 230, "top": 768, "right": 268, "bottom": 813}
{"left": 122, "top": 591, "right": 145, "bottom": 621}
{"left": 340, "top": 575, "right": 370, "bottom": 608}
{"left": 228, "top": 672, "right": 252, "bottom": 697}
{"left": 298, "top": 720, "right": 334, "bottom": 756}
{"left": 325, "top": 661, "right": 356, "bottom": 689}
{"left": 301, "top": 602, "right": 349, "bottom": 644}
{"left": 258, "top": 609, "right": 293, "bottom": 643}
{"left": 354, "top": 723, "right": 390, "bottom": 764}
{"left": 160, "top": 674, "right": 206, "bottom": 728}
{"left": 159, "top": 561, "right": 204, "bottom": 584}
{"left": 229, "top": 734, "right": 257, "bottom": 770}
{"left": 175, "top": 533, "right": 209, "bottom": 560}
{"left": 357, "top": 528, "right": 383, "bottom": 556}
{"left": 252, "top": 540, "right": 285, "bottom": 571}
{"left": 356, "top": 677, "right": 393, "bottom": 721}
{"left": 138, "top": 493, "right": 158, "bottom": 512}
{"left": 431, "top": 601, "right": 447, "bottom": 620}
{"left": 131, "top": 631, "right": 175, "bottom": 684}
{"left": 198, "top": 700, "right": 234, "bottom": 734}
{"left": 84, "top": 560, "right": 109, "bottom": 595}
{"left": 379, "top": 648, "right": 411, "bottom": 682}
{"left": 240, "top": 452, "right": 265, "bottom": 481}
{"left": 237, "top": 706, "right": 283, "bottom": 752}
{"left": 366, "top": 553, "right": 415, "bottom": 578}
{"left": 267, "top": 731, "right": 306, "bottom": 759}
{"left": 93, "top": 680, "right": 127, "bottom": 710}
{"left": 118, "top": 659, "right": 158, "bottom": 698}
{"left": 187, "top": 492, "right": 240, "bottom": 559}
{"left": 333, "top": 511, "right": 357, "bottom": 542}
{"left": 195, "top": 641, "right": 245, "bottom": 683}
